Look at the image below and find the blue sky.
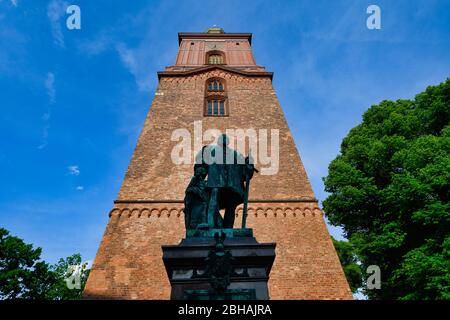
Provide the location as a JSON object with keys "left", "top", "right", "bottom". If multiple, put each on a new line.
{"left": 0, "top": 0, "right": 449, "bottom": 265}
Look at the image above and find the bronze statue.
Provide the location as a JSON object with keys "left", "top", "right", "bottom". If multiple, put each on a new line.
{"left": 183, "top": 134, "right": 256, "bottom": 235}
{"left": 183, "top": 166, "right": 209, "bottom": 231}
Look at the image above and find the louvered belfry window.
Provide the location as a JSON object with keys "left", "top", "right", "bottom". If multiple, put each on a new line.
{"left": 208, "top": 54, "right": 224, "bottom": 64}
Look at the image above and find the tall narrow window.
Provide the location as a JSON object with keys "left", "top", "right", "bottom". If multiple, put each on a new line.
{"left": 206, "top": 99, "right": 226, "bottom": 116}
{"left": 207, "top": 100, "right": 212, "bottom": 115}
{"left": 205, "top": 77, "right": 227, "bottom": 117}
{"left": 213, "top": 100, "right": 218, "bottom": 115}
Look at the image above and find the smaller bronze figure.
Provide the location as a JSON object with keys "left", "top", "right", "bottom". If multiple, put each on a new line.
{"left": 183, "top": 166, "right": 211, "bottom": 232}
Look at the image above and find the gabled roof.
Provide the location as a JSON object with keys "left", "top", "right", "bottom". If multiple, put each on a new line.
{"left": 157, "top": 65, "right": 273, "bottom": 80}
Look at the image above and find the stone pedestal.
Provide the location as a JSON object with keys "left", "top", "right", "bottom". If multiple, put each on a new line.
{"left": 162, "top": 231, "right": 276, "bottom": 300}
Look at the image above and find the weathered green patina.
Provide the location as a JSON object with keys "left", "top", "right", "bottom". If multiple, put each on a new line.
{"left": 183, "top": 134, "right": 257, "bottom": 236}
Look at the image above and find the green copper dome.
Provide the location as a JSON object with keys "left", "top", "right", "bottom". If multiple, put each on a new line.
{"left": 206, "top": 26, "right": 224, "bottom": 34}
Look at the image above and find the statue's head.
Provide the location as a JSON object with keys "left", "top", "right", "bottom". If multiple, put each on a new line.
{"left": 194, "top": 166, "right": 207, "bottom": 178}
{"left": 217, "top": 134, "right": 229, "bottom": 147}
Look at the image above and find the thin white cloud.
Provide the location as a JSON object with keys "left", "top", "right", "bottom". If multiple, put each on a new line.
{"left": 45, "top": 72, "right": 56, "bottom": 104}
{"left": 76, "top": 186, "right": 84, "bottom": 191}
{"left": 78, "top": 32, "right": 113, "bottom": 56}
{"left": 10, "top": 0, "right": 18, "bottom": 7}
{"left": 79, "top": 37, "right": 154, "bottom": 91}
{"left": 115, "top": 42, "right": 153, "bottom": 91}
{"left": 115, "top": 43, "right": 137, "bottom": 71}
{"left": 38, "top": 73, "right": 56, "bottom": 149}
{"left": 77, "top": 4, "right": 172, "bottom": 93}
{"left": 68, "top": 165, "right": 80, "bottom": 176}
{"left": 47, "top": 0, "right": 68, "bottom": 47}
{"left": 37, "top": 121, "right": 50, "bottom": 150}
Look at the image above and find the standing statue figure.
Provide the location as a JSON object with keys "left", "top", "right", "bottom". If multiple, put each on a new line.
{"left": 194, "top": 134, "right": 256, "bottom": 229}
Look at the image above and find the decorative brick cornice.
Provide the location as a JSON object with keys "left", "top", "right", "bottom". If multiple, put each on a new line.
{"left": 109, "top": 203, "right": 323, "bottom": 219}
{"left": 157, "top": 65, "right": 273, "bottom": 81}
{"left": 178, "top": 32, "right": 252, "bottom": 45}
{"left": 114, "top": 198, "right": 318, "bottom": 204}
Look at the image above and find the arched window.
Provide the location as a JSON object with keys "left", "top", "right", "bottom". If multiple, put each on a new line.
{"left": 206, "top": 51, "right": 225, "bottom": 65}
{"left": 207, "top": 80, "right": 224, "bottom": 92}
{"left": 205, "top": 78, "right": 227, "bottom": 116}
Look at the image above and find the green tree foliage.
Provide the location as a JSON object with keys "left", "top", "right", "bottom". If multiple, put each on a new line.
{"left": 47, "top": 254, "right": 90, "bottom": 300}
{"left": 332, "top": 237, "right": 363, "bottom": 293}
{"left": 0, "top": 228, "right": 89, "bottom": 300}
{"left": 323, "top": 79, "right": 450, "bottom": 300}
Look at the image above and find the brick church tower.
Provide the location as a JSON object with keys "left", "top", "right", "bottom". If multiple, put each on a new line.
{"left": 83, "top": 28, "right": 352, "bottom": 299}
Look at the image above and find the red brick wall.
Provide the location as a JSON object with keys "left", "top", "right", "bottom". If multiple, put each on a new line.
{"left": 83, "top": 202, "right": 352, "bottom": 299}
{"left": 83, "top": 69, "right": 352, "bottom": 300}
{"left": 176, "top": 39, "right": 256, "bottom": 67}
{"left": 117, "top": 70, "right": 315, "bottom": 201}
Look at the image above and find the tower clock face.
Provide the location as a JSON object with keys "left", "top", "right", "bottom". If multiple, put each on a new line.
{"left": 207, "top": 42, "right": 224, "bottom": 50}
